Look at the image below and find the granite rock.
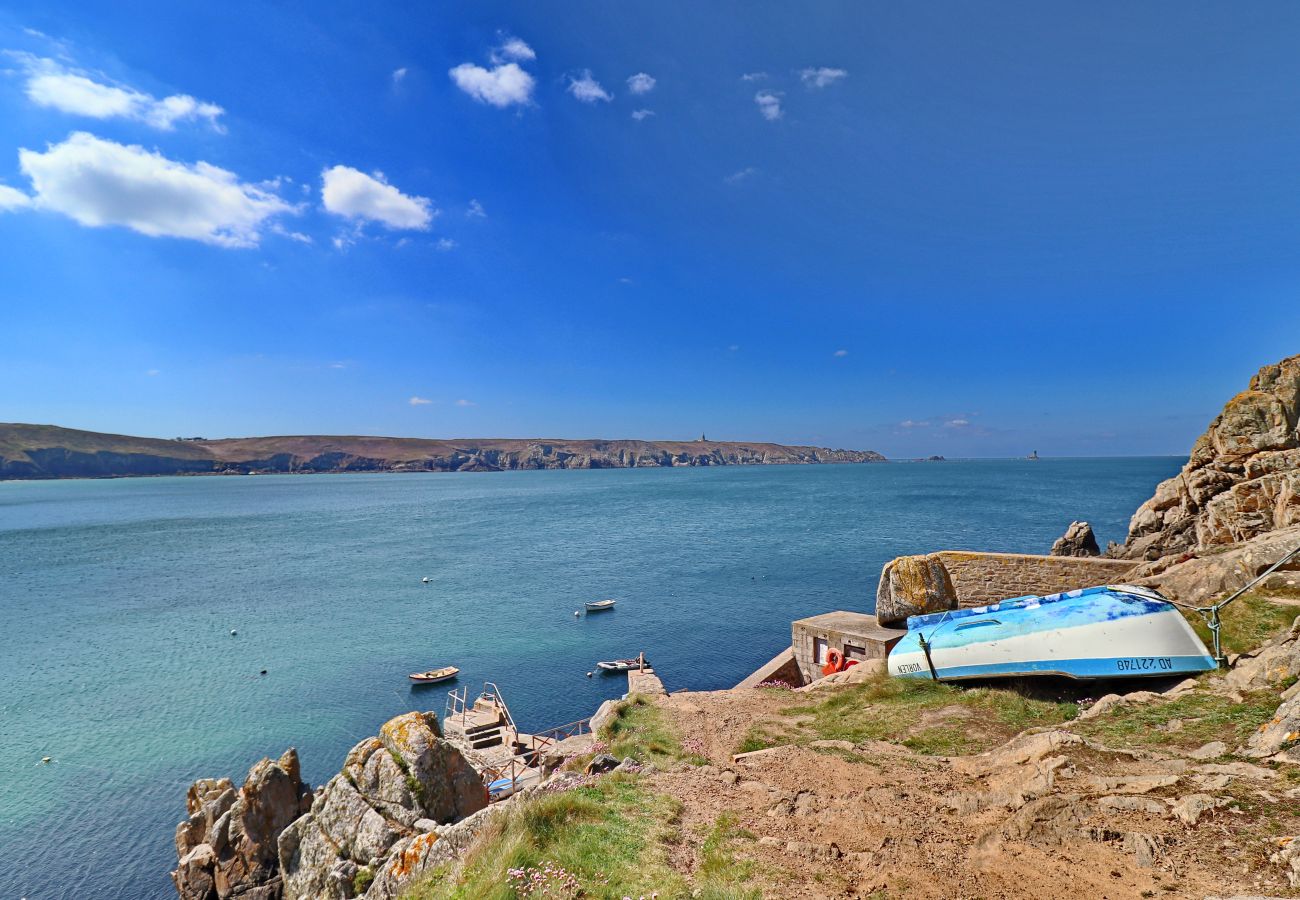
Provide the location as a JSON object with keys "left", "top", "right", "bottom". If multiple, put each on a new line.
{"left": 875, "top": 553, "right": 958, "bottom": 626}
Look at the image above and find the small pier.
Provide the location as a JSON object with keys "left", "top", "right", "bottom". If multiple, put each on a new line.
{"left": 443, "top": 682, "right": 590, "bottom": 801}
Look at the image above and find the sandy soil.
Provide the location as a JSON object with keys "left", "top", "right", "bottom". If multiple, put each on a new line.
{"left": 643, "top": 685, "right": 1298, "bottom": 900}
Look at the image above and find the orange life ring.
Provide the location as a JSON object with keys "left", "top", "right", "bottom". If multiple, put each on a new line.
{"left": 822, "top": 648, "right": 844, "bottom": 676}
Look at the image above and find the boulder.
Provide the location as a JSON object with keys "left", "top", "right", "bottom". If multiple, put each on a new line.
{"left": 1050, "top": 521, "right": 1100, "bottom": 557}
{"left": 172, "top": 750, "right": 311, "bottom": 900}
{"left": 875, "top": 553, "right": 958, "bottom": 627}
{"left": 1244, "top": 689, "right": 1300, "bottom": 763}
{"left": 278, "top": 712, "right": 487, "bottom": 900}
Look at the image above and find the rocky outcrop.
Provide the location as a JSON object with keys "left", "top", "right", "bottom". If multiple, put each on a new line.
{"left": 0, "top": 423, "right": 885, "bottom": 479}
{"left": 1050, "top": 521, "right": 1100, "bottom": 557}
{"left": 1131, "top": 523, "right": 1300, "bottom": 605}
{"left": 172, "top": 749, "right": 313, "bottom": 900}
{"left": 875, "top": 553, "right": 958, "bottom": 626}
{"left": 173, "top": 712, "right": 488, "bottom": 900}
{"left": 1117, "top": 354, "right": 1300, "bottom": 561}
{"left": 277, "top": 711, "right": 486, "bottom": 900}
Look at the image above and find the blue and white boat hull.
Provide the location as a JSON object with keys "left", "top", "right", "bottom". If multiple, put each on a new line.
{"left": 887, "top": 584, "right": 1217, "bottom": 682}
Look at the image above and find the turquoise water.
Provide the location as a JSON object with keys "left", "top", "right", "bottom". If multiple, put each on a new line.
{"left": 0, "top": 458, "right": 1181, "bottom": 898}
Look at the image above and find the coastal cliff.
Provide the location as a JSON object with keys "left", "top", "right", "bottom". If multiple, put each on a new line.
{"left": 0, "top": 423, "right": 884, "bottom": 479}
{"left": 1115, "top": 353, "right": 1300, "bottom": 561}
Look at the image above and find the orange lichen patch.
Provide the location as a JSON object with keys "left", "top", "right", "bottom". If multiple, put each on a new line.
{"left": 388, "top": 832, "right": 440, "bottom": 879}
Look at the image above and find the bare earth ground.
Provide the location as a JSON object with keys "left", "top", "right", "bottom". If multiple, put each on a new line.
{"left": 640, "top": 665, "right": 1300, "bottom": 899}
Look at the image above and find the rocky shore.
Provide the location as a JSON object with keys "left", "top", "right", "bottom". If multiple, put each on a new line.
{"left": 169, "top": 353, "right": 1300, "bottom": 898}
{"left": 0, "top": 423, "right": 884, "bottom": 479}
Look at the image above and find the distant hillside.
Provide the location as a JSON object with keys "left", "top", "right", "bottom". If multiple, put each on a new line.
{"left": 0, "top": 424, "right": 886, "bottom": 479}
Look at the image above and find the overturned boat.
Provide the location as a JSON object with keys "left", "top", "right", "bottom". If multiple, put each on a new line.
{"left": 887, "top": 584, "right": 1217, "bottom": 682}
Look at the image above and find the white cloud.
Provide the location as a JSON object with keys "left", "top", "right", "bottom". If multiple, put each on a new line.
{"left": 724, "top": 166, "right": 757, "bottom": 185}
{"left": 320, "top": 165, "right": 434, "bottom": 230}
{"left": 899, "top": 419, "right": 929, "bottom": 429}
{"left": 567, "top": 70, "right": 612, "bottom": 103}
{"left": 12, "top": 53, "right": 225, "bottom": 131}
{"left": 146, "top": 368, "right": 161, "bottom": 376}
{"left": 455, "top": 398, "right": 476, "bottom": 407}
{"left": 800, "top": 67, "right": 848, "bottom": 89}
{"left": 626, "top": 72, "right": 655, "bottom": 94}
{"left": 945, "top": 418, "right": 970, "bottom": 428}
{"left": 0, "top": 183, "right": 32, "bottom": 211}
{"left": 833, "top": 349, "right": 848, "bottom": 357}
{"left": 631, "top": 108, "right": 655, "bottom": 121}
{"left": 754, "top": 90, "right": 783, "bottom": 121}
{"left": 17, "top": 132, "right": 295, "bottom": 247}
{"left": 392, "top": 67, "right": 408, "bottom": 83}
{"left": 409, "top": 396, "right": 432, "bottom": 406}
{"left": 271, "top": 224, "right": 312, "bottom": 244}
{"left": 491, "top": 37, "right": 535, "bottom": 64}
{"left": 449, "top": 61, "right": 534, "bottom": 107}
{"left": 728, "top": 344, "right": 740, "bottom": 352}
{"left": 466, "top": 198, "right": 486, "bottom": 218}
{"left": 740, "top": 72, "right": 767, "bottom": 82}
{"left": 436, "top": 237, "right": 457, "bottom": 251}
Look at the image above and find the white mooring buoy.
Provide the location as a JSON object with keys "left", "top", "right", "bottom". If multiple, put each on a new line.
{"left": 230, "top": 629, "right": 238, "bottom": 636}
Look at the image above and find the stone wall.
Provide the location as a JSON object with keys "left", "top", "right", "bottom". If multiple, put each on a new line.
{"left": 934, "top": 551, "right": 1138, "bottom": 607}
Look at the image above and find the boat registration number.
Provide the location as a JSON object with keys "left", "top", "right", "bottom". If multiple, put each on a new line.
{"left": 1115, "top": 657, "right": 1173, "bottom": 672}
{"left": 895, "top": 662, "right": 923, "bottom": 674}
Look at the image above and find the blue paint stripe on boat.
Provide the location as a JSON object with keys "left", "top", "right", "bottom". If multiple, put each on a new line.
{"left": 905, "top": 584, "right": 1162, "bottom": 629}
{"left": 894, "top": 654, "right": 1217, "bottom": 681}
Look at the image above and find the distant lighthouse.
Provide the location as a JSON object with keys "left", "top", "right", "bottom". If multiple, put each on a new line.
{"left": 699, "top": 432, "right": 708, "bottom": 442}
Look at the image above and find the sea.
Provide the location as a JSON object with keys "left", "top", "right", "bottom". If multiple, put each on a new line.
{"left": 0, "top": 457, "right": 1183, "bottom": 898}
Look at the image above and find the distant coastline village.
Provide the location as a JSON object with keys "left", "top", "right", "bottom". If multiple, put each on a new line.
{"left": 165, "top": 353, "right": 1300, "bottom": 899}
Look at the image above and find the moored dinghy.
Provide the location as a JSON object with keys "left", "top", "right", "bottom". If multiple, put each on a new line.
{"left": 887, "top": 584, "right": 1217, "bottom": 682}
{"left": 408, "top": 666, "right": 460, "bottom": 684}
{"left": 585, "top": 599, "right": 617, "bottom": 612}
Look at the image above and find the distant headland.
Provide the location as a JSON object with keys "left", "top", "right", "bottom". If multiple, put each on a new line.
{"left": 0, "top": 423, "right": 886, "bottom": 479}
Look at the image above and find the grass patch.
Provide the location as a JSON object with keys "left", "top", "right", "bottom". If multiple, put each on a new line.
{"left": 1183, "top": 593, "right": 1298, "bottom": 657}
{"left": 401, "top": 774, "right": 762, "bottom": 899}
{"left": 1073, "top": 688, "right": 1280, "bottom": 752}
{"left": 759, "top": 669, "right": 1077, "bottom": 756}
{"left": 694, "top": 814, "right": 761, "bottom": 900}
{"left": 596, "top": 694, "right": 707, "bottom": 768}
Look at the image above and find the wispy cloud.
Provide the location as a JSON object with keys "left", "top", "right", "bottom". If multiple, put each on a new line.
{"left": 8, "top": 52, "right": 225, "bottom": 131}
{"left": 754, "top": 90, "right": 783, "bottom": 121}
{"left": 146, "top": 368, "right": 161, "bottom": 376}
{"left": 321, "top": 165, "right": 434, "bottom": 230}
{"left": 833, "top": 349, "right": 848, "bottom": 358}
{"left": 466, "top": 198, "right": 486, "bottom": 218}
{"left": 436, "top": 237, "right": 457, "bottom": 251}
{"left": 409, "top": 396, "right": 432, "bottom": 406}
{"left": 0, "top": 183, "right": 32, "bottom": 211}
{"left": 945, "top": 418, "right": 970, "bottom": 428}
{"left": 800, "top": 67, "right": 848, "bottom": 88}
{"left": 16, "top": 132, "right": 295, "bottom": 247}
{"left": 567, "top": 70, "right": 612, "bottom": 103}
{"left": 631, "top": 108, "right": 655, "bottom": 121}
{"left": 455, "top": 398, "right": 476, "bottom": 407}
{"left": 724, "top": 166, "right": 757, "bottom": 185}
{"left": 626, "top": 72, "right": 655, "bottom": 94}
{"left": 391, "top": 67, "right": 408, "bottom": 84}
{"left": 490, "top": 36, "right": 535, "bottom": 64}
{"left": 740, "top": 72, "right": 768, "bottom": 82}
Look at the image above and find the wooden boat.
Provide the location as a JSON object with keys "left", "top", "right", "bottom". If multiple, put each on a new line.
{"left": 595, "top": 658, "right": 646, "bottom": 672}
{"left": 408, "top": 666, "right": 460, "bottom": 684}
{"left": 585, "top": 599, "right": 617, "bottom": 612}
{"left": 887, "top": 584, "right": 1217, "bottom": 682}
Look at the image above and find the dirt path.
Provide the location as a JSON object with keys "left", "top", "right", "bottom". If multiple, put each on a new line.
{"left": 644, "top": 684, "right": 1298, "bottom": 899}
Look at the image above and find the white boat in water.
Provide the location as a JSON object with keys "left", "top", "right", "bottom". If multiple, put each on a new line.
{"left": 585, "top": 599, "right": 617, "bottom": 612}
{"left": 887, "top": 584, "right": 1218, "bottom": 682}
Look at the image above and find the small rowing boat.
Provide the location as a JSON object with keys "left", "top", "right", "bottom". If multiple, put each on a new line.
{"left": 596, "top": 658, "right": 646, "bottom": 672}
{"left": 408, "top": 666, "right": 460, "bottom": 684}
{"left": 888, "top": 584, "right": 1217, "bottom": 682}
{"left": 585, "top": 599, "right": 617, "bottom": 612}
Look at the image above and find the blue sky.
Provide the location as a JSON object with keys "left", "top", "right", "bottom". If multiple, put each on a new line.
{"left": 1, "top": 2, "right": 1299, "bottom": 457}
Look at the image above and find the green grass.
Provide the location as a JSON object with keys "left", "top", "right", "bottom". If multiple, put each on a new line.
{"left": 591, "top": 694, "right": 707, "bottom": 769}
{"left": 1183, "top": 593, "right": 1298, "bottom": 657}
{"left": 401, "top": 775, "right": 763, "bottom": 900}
{"left": 735, "top": 669, "right": 1077, "bottom": 756}
{"left": 1073, "top": 688, "right": 1281, "bottom": 752}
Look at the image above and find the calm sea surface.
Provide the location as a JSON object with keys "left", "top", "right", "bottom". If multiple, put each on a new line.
{"left": 0, "top": 458, "right": 1182, "bottom": 898}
